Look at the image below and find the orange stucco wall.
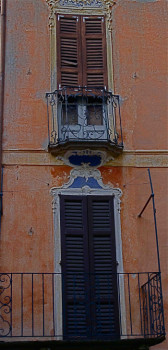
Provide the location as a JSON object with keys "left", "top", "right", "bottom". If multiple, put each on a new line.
{"left": 0, "top": 0, "right": 167, "bottom": 348}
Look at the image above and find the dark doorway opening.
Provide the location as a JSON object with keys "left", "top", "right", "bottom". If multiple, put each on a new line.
{"left": 60, "top": 195, "right": 120, "bottom": 340}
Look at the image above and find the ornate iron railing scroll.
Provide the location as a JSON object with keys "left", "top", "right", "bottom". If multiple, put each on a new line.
{"left": 0, "top": 272, "right": 165, "bottom": 340}
{"left": 46, "top": 87, "right": 123, "bottom": 147}
{"left": 0, "top": 274, "right": 12, "bottom": 337}
{"left": 142, "top": 272, "right": 165, "bottom": 338}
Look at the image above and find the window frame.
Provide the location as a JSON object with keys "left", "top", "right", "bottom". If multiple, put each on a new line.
{"left": 46, "top": 0, "right": 116, "bottom": 141}
{"left": 60, "top": 194, "right": 120, "bottom": 339}
{"left": 47, "top": 1, "right": 115, "bottom": 93}
{"left": 56, "top": 14, "right": 108, "bottom": 89}
{"left": 50, "top": 174, "right": 126, "bottom": 339}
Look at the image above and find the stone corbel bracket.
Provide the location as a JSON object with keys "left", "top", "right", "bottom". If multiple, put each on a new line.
{"left": 56, "top": 149, "right": 114, "bottom": 168}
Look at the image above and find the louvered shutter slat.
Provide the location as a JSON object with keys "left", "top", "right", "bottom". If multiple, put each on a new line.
{"left": 86, "top": 39, "right": 103, "bottom": 69}
{"left": 85, "top": 19, "right": 103, "bottom": 34}
{"left": 60, "top": 17, "right": 77, "bottom": 33}
{"left": 61, "top": 38, "right": 77, "bottom": 67}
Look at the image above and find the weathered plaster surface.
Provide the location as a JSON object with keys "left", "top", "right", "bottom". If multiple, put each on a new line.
{"left": 1, "top": 0, "right": 167, "bottom": 347}
{"left": 2, "top": 150, "right": 168, "bottom": 167}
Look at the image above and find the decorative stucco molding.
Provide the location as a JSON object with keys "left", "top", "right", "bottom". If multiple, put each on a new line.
{"left": 46, "top": 0, "right": 115, "bottom": 9}
{"left": 56, "top": 0, "right": 103, "bottom": 8}
{"left": 51, "top": 166, "right": 116, "bottom": 189}
{"left": 46, "top": 0, "right": 116, "bottom": 30}
{"left": 57, "top": 149, "right": 114, "bottom": 168}
{"left": 52, "top": 197, "right": 59, "bottom": 212}
{"left": 51, "top": 167, "right": 122, "bottom": 210}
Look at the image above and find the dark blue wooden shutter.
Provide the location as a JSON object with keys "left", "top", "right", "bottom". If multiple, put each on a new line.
{"left": 60, "top": 195, "right": 119, "bottom": 340}
{"left": 60, "top": 196, "right": 91, "bottom": 339}
{"left": 88, "top": 196, "right": 120, "bottom": 339}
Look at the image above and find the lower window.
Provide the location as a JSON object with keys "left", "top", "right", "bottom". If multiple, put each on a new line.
{"left": 60, "top": 195, "right": 120, "bottom": 340}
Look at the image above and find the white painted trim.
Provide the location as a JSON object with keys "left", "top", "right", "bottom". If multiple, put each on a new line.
{"left": 50, "top": 168, "right": 127, "bottom": 337}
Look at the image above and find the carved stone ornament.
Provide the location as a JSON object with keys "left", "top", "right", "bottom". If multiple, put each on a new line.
{"left": 51, "top": 169, "right": 122, "bottom": 220}
{"left": 52, "top": 197, "right": 59, "bottom": 212}
{"left": 58, "top": 0, "right": 103, "bottom": 7}
{"left": 70, "top": 166, "right": 103, "bottom": 182}
{"left": 46, "top": 0, "right": 116, "bottom": 30}
{"left": 51, "top": 167, "right": 122, "bottom": 201}
{"left": 46, "top": 0, "right": 115, "bottom": 8}
{"left": 57, "top": 149, "right": 114, "bottom": 168}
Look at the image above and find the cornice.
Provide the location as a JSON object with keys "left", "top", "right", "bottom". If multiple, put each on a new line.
{"left": 3, "top": 149, "right": 168, "bottom": 154}
{"left": 2, "top": 149, "right": 168, "bottom": 167}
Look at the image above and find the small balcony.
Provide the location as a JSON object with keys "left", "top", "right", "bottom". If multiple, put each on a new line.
{"left": 46, "top": 87, "right": 123, "bottom": 156}
{"left": 0, "top": 272, "right": 165, "bottom": 349}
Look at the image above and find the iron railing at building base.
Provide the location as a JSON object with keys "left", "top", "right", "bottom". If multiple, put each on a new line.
{"left": 0, "top": 272, "right": 165, "bottom": 341}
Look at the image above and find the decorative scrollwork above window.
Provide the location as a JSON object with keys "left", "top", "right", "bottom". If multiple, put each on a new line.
{"left": 46, "top": 0, "right": 115, "bottom": 9}
{"left": 46, "top": 0, "right": 115, "bottom": 30}
{"left": 59, "top": 0, "right": 103, "bottom": 8}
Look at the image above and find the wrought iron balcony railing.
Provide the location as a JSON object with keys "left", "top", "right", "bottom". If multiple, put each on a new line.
{"left": 46, "top": 87, "right": 123, "bottom": 150}
{"left": 0, "top": 272, "right": 165, "bottom": 344}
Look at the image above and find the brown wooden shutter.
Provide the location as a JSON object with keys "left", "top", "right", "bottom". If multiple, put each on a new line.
{"left": 82, "top": 16, "right": 108, "bottom": 88}
{"left": 57, "top": 15, "right": 82, "bottom": 88}
{"left": 57, "top": 15, "right": 107, "bottom": 89}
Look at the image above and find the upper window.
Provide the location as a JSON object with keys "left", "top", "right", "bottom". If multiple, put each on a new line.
{"left": 57, "top": 15, "right": 108, "bottom": 89}
{"left": 46, "top": 2, "right": 123, "bottom": 150}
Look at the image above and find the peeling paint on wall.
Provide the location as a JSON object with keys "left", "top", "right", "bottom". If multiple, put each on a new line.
{"left": 1, "top": 0, "right": 167, "bottom": 346}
